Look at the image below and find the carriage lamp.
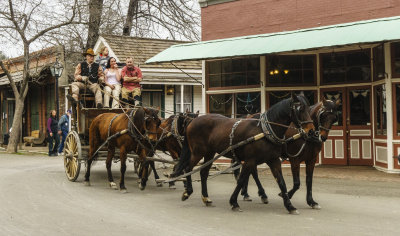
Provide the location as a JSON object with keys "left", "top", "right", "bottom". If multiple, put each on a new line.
{"left": 51, "top": 58, "right": 64, "bottom": 119}
{"left": 166, "top": 86, "right": 174, "bottom": 95}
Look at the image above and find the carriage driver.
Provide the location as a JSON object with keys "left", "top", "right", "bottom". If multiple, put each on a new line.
{"left": 67, "top": 48, "right": 105, "bottom": 109}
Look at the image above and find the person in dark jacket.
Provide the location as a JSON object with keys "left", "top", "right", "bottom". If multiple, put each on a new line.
{"left": 57, "top": 109, "right": 71, "bottom": 155}
{"left": 47, "top": 110, "right": 59, "bottom": 156}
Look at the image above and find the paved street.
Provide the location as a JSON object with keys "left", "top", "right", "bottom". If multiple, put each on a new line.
{"left": 0, "top": 152, "right": 400, "bottom": 236}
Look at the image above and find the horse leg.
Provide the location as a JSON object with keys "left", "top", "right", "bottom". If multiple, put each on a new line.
{"left": 139, "top": 149, "right": 150, "bottom": 190}
{"left": 305, "top": 158, "right": 321, "bottom": 209}
{"left": 181, "top": 153, "right": 202, "bottom": 201}
{"left": 252, "top": 168, "right": 269, "bottom": 204}
{"left": 229, "top": 160, "right": 253, "bottom": 212}
{"left": 119, "top": 147, "right": 128, "bottom": 193}
{"left": 106, "top": 147, "right": 117, "bottom": 190}
{"left": 84, "top": 158, "right": 93, "bottom": 186}
{"left": 200, "top": 152, "right": 215, "bottom": 206}
{"left": 149, "top": 161, "right": 162, "bottom": 187}
{"left": 168, "top": 164, "right": 178, "bottom": 189}
{"left": 267, "top": 158, "right": 298, "bottom": 214}
{"left": 287, "top": 161, "right": 301, "bottom": 199}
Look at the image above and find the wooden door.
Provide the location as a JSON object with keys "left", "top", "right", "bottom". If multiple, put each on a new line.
{"left": 346, "top": 86, "right": 373, "bottom": 165}
{"left": 321, "top": 86, "right": 373, "bottom": 165}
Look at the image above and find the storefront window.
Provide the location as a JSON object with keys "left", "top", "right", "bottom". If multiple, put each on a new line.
{"left": 207, "top": 57, "right": 260, "bottom": 89}
{"left": 374, "top": 84, "right": 387, "bottom": 136}
{"left": 373, "top": 45, "right": 385, "bottom": 81}
{"left": 236, "top": 92, "right": 261, "bottom": 118}
{"left": 348, "top": 89, "right": 370, "bottom": 125}
{"left": 323, "top": 91, "right": 343, "bottom": 126}
{"left": 268, "top": 90, "right": 316, "bottom": 108}
{"left": 208, "top": 92, "right": 261, "bottom": 118}
{"left": 266, "top": 55, "right": 316, "bottom": 86}
{"left": 392, "top": 42, "right": 400, "bottom": 78}
{"left": 209, "top": 94, "right": 233, "bottom": 117}
{"left": 395, "top": 84, "right": 400, "bottom": 136}
{"left": 321, "top": 50, "right": 371, "bottom": 84}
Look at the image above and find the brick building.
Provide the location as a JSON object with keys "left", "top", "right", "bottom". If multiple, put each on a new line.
{"left": 147, "top": 0, "right": 400, "bottom": 172}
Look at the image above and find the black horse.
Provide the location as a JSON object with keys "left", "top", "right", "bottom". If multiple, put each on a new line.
{"left": 173, "top": 93, "right": 315, "bottom": 213}
{"left": 235, "top": 98, "right": 340, "bottom": 209}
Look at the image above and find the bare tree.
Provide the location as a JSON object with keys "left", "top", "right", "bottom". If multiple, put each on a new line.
{"left": 0, "top": 0, "right": 78, "bottom": 153}
{"left": 123, "top": 0, "right": 139, "bottom": 36}
{"left": 86, "top": 0, "right": 103, "bottom": 49}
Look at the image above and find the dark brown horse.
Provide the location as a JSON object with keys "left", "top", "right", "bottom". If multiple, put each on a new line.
{"left": 85, "top": 107, "right": 161, "bottom": 192}
{"left": 146, "top": 111, "right": 199, "bottom": 188}
{"left": 236, "top": 98, "right": 340, "bottom": 209}
{"left": 173, "top": 93, "right": 315, "bottom": 213}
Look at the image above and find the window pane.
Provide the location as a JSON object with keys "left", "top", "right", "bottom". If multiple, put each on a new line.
{"left": 236, "top": 92, "right": 261, "bottom": 118}
{"left": 231, "top": 73, "right": 246, "bottom": 86}
{"left": 323, "top": 91, "right": 343, "bottom": 126}
{"left": 247, "top": 71, "right": 260, "bottom": 85}
{"left": 209, "top": 94, "right": 233, "bottom": 117}
{"left": 349, "top": 89, "right": 370, "bottom": 125}
{"left": 232, "top": 59, "right": 246, "bottom": 73}
{"left": 269, "top": 91, "right": 291, "bottom": 107}
{"left": 247, "top": 57, "right": 260, "bottom": 71}
{"left": 222, "top": 74, "right": 233, "bottom": 87}
{"left": 375, "top": 84, "right": 387, "bottom": 135}
{"left": 393, "top": 42, "right": 400, "bottom": 75}
{"left": 221, "top": 60, "right": 232, "bottom": 73}
{"left": 209, "top": 74, "right": 221, "bottom": 87}
{"left": 267, "top": 55, "right": 315, "bottom": 85}
{"left": 209, "top": 61, "right": 221, "bottom": 74}
{"left": 396, "top": 85, "right": 400, "bottom": 136}
{"left": 373, "top": 45, "right": 385, "bottom": 80}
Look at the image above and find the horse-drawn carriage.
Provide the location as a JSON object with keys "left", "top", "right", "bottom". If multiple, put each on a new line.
{"left": 63, "top": 106, "right": 136, "bottom": 182}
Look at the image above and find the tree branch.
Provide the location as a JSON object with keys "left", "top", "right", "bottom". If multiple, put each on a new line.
{"left": 0, "top": 60, "right": 20, "bottom": 98}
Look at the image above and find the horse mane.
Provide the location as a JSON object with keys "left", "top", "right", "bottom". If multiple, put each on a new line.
{"left": 265, "top": 97, "right": 292, "bottom": 122}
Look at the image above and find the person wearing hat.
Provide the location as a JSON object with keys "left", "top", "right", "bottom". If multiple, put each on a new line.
{"left": 57, "top": 109, "right": 71, "bottom": 156}
{"left": 68, "top": 48, "right": 105, "bottom": 109}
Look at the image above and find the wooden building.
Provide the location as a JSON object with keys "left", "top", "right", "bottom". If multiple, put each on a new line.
{"left": 0, "top": 46, "right": 68, "bottom": 143}
{"left": 147, "top": 0, "right": 400, "bottom": 172}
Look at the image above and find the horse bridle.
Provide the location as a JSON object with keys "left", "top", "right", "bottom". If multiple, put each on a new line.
{"left": 314, "top": 104, "right": 338, "bottom": 140}
{"left": 289, "top": 100, "right": 314, "bottom": 139}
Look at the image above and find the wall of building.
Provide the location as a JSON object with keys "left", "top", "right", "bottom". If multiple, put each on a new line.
{"left": 193, "top": 85, "right": 203, "bottom": 113}
{"left": 201, "top": 0, "right": 400, "bottom": 40}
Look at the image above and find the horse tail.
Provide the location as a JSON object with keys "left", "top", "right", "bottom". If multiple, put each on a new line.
{"left": 170, "top": 137, "right": 191, "bottom": 177}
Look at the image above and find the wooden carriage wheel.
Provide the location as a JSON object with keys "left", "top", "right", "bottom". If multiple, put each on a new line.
{"left": 63, "top": 131, "right": 82, "bottom": 182}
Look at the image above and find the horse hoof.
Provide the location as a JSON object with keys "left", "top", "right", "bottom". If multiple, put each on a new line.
{"left": 278, "top": 192, "right": 282, "bottom": 197}
{"left": 261, "top": 197, "right": 269, "bottom": 204}
{"left": 243, "top": 196, "right": 252, "bottom": 201}
{"left": 231, "top": 206, "right": 243, "bottom": 212}
{"left": 312, "top": 204, "right": 321, "bottom": 210}
{"left": 169, "top": 185, "right": 176, "bottom": 190}
{"left": 156, "top": 182, "right": 163, "bottom": 187}
{"left": 289, "top": 209, "right": 300, "bottom": 215}
{"left": 202, "top": 196, "right": 213, "bottom": 206}
{"left": 139, "top": 183, "right": 146, "bottom": 191}
{"left": 120, "top": 188, "right": 128, "bottom": 194}
{"left": 181, "top": 192, "right": 190, "bottom": 201}
{"left": 109, "top": 182, "right": 117, "bottom": 190}
{"left": 83, "top": 181, "right": 90, "bottom": 186}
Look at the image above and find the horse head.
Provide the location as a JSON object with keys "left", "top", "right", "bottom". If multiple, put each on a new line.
{"left": 314, "top": 97, "right": 340, "bottom": 142}
{"left": 175, "top": 110, "right": 199, "bottom": 136}
{"left": 289, "top": 92, "right": 315, "bottom": 138}
{"left": 141, "top": 107, "right": 161, "bottom": 142}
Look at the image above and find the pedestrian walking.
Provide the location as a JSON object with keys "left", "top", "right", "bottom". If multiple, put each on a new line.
{"left": 57, "top": 109, "right": 71, "bottom": 155}
{"left": 47, "top": 110, "right": 59, "bottom": 156}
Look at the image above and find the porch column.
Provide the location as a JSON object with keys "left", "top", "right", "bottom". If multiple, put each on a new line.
{"left": 260, "top": 56, "right": 266, "bottom": 113}
{"left": 384, "top": 42, "right": 393, "bottom": 170}
{"left": 202, "top": 60, "right": 206, "bottom": 114}
{"left": 180, "top": 84, "right": 184, "bottom": 113}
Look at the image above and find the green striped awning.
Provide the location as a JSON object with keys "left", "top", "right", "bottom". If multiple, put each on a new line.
{"left": 146, "top": 16, "right": 400, "bottom": 64}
